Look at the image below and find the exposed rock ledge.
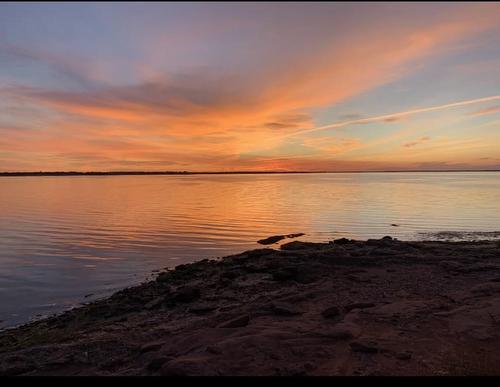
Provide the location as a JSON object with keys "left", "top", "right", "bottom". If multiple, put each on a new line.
{"left": 1, "top": 237, "right": 500, "bottom": 376}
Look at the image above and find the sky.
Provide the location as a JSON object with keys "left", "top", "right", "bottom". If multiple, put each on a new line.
{"left": 0, "top": 2, "right": 499, "bottom": 172}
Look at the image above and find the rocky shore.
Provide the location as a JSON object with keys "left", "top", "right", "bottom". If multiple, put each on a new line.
{"left": 1, "top": 237, "right": 500, "bottom": 376}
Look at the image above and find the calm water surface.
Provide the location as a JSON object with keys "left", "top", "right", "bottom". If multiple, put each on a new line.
{"left": 1, "top": 172, "right": 499, "bottom": 328}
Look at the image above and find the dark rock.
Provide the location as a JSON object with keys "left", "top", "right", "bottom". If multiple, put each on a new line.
{"left": 271, "top": 267, "right": 298, "bottom": 281}
{"left": 286, "top": 233, "right": 305, "bottom": 238}
{"left": 381, "top": 236, "right": 393, "bottom": 241}
{"left": 246, "top": 249, "right": 275, "bottom": 258}
{"left": 147, "top": 357, "right": 172, "bottom": 372}
{"left": 144, "top": 297, "right": 165, "bottom": 310}
{"left": 347, "top": 275, "right": 371, "bottom": 283}
{"left": 0, "top": 364, "right": 35, "bottom": 376}
{"left": 350, "top": 341, "right": 379, "bottom": 353}
{"left": 206, "top": 345, "right": 222, "bottom": 355}
{"left": 391, "top": 224, "right": 399, "bottom": 227}
{"left": 188, "top": 304, "right": 217, "bottom": 314}
{"left": 267, "top": 302, "right": 302, "bottom": 316}
{"left": 281, "top": 241, "right": 321, "bottom": 251}
{"left": 218, "top": 314, "right": 250, "bottom": 328}
{"left": 172, "top": 286, "right": 201, "bottom": 303}
{"left": 321, "top": 306, "right": 341, "bottom": 318}
{"left": 318, "top": 328, "right": 355, "bottom": 340}
{"left": 140, "top": 342, "right": 163, "bottom": 353}
{"left": 334, "top": 238, "right": 352, "bottom": 245}
{"left": 221, "top": 270, "right": 240, "bottom": 279}
{"left": 258, "top": 233, "right": 305, "bottom": 245}
{"left": 396, "top": 351, "right": 412, "bottom": 360}
{"left": 258, "top": 235, "right": 286, "bottom": 245}
{"left": 345, "top": 302, "right": 375, "bottom": 312}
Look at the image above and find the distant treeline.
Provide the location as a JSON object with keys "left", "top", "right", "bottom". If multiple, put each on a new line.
{"left": 0, "top": 171, "right": 327, "bottom": 177}
{"left": 0, "top": 170, "right": 498, "bottom": 177}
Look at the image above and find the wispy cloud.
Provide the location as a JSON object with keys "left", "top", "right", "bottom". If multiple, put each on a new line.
{"left": 403, "top": 136, "right": 431, "bottom": 148}
{"left": 468, "top": 105, "right": 500, "bottom": 117}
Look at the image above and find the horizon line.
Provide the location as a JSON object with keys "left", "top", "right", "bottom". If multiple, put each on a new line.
{"left": 1, "top": 169, "right": 500, "bottom": 176}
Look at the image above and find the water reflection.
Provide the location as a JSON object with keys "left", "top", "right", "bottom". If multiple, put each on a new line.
{"left": 0, "top": 172, "right": 499, "bottom": 327}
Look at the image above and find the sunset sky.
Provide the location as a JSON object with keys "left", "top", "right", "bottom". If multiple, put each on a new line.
{"left": 1, "top": 2, "right": 499, "bottom": 172}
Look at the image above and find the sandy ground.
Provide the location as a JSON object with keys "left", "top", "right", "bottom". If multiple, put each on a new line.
{"left": 1, "top": 237, "right": 499, "bottom": 376}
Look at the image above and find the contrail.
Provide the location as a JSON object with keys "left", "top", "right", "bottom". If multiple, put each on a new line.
{"left": 282, "top": 94, "right": 500, "bottom": 139}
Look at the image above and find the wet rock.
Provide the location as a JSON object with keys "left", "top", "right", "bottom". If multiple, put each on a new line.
{"left": 334, "top": 238, "right": 352, "bottom": 245}
{"left": 350, "top": 341, "right": 379, "bottom": 353}
{"left": 258, "top": 235, "right": 287, "bottom": 245}
{"left": 218, "top": 314, "right": 250, "bottom": 328}
{"left": 382, "top": 236, "right": 393, "bottom": 241}
{"left": 172, "top": 286, "right": 201, "bottom": 303}
{"left": 281, "top": 241, "right": 321, "bottom": 251}
{"left": 258, "top": 233, "right": 305, "bottom": 245}
{"left": 321, "top": 306, "right": 341, "bottom": 318}
{"left": 345, "top": 302, "right": 376, "bottom": 312}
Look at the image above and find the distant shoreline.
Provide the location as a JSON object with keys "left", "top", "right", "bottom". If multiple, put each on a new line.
{"left": 1, "top": 170, "right": 499, "bottom": 177}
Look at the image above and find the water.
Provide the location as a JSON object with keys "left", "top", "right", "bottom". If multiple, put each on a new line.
{"left": 1, "top": 172, "right": 499, "bottom": 328}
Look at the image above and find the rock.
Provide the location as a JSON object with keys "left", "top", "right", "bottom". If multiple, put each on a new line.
{"left": 205, "top": 346, "right": 222, "bottom": 355}
{"left": 396, "top": 351, "right": 412, "bottom": 360}
{"left": 391, "top": 224, "right": 399, "bottom": 227}
{"left": 280, "top": 241, "right": 320, "bottom": 251}
{"left": 258, "top": 233, "right": 305, "bottom": 245}
{"left": 317, "top": 328, "right": 354, "bottom": 340}
{"left": 345, "top": 302, "right": 376, "bottom": 312}
{"left": 271, "top": 267, "right": 298, "bottom": 282}
{"left": 0, "top": 365, "right": 34, "bottom": 376}
{"left": 246, "top": 249, "right": 275, "bottom": 258}
{"left": 140, "top": 342, "right": 163, "bottom": 353}
{"left": 160, "top": 357, "right": 217, "bottom": 376}
{"left": 470, "top": 283, "right": 500, "bottom": 295}
{"left": 221, "top": 270, "right": 240, "bottom": 279}
{"left": 218, "top": 314, "right": 250, "bottom": 328}
{"left": 321, "top": 306, "right": 341, "bottom": 318}
{"left": 144, "top": 297, "right": 165, "bottom": 310}
{"left": 172, "top": 286, "right": 201, "bottom": 303}
{"left": 267, "top": 302, "right": 302, "bottom": 316}
{"left": 381, "top": 236, "right": 393, "bottom": 241}
{"left": 347, "top": 275, "right": 371, "bottom": 283}
{"left": 334, "top": 238, "right": 352, "bottom": 245}
{"left": 147, "top": 357, "right": 172, "bottom": 372}
{"left": 258, "top": 235, "right": 286, "bottom": 245}
{"left": 350, "top": 341, "right": 379, "bottom": 353}
{"left": 188, "top": 304, "right": 217, "bottom": 315}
